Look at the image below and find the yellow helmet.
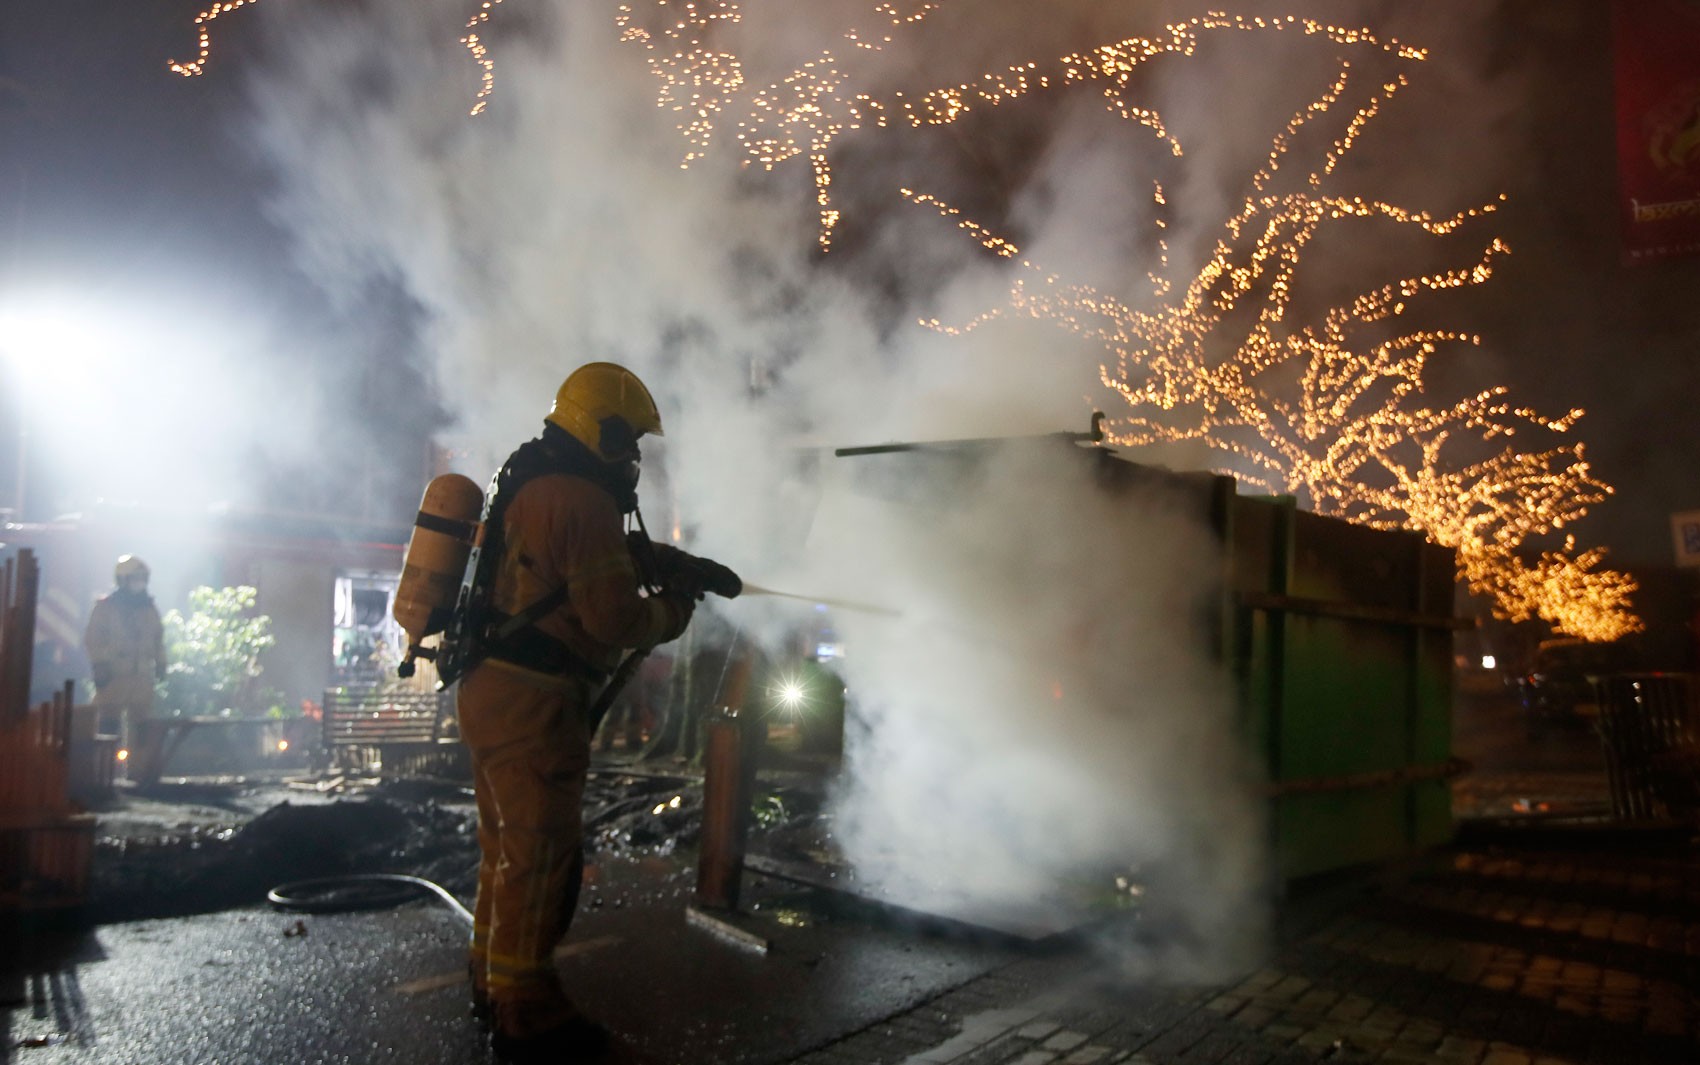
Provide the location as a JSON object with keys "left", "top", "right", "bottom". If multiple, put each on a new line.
{"left": 114, "top": 555, "right": 150, "bottom": 583}
{"left": 546, "top": 362, "right": 663, "bottom": 462}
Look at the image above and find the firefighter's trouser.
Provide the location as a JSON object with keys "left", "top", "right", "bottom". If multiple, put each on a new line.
{"left": 91, "top": 673, "right": 164, "bottom": 784}
{"left": 458, "top": 663, "right": 593, "bottom": 1001}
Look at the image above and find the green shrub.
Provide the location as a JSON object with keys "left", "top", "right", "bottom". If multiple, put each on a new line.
{"left": 157, "top": 586, "right": 279, "bottom": 718}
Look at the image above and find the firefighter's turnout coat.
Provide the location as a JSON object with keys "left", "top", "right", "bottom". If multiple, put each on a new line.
{"left": 83, "top": 589, "right": 166, "bottom": 716}
{"left": 459, "top": 441, "right": 689, "bottom": 1007}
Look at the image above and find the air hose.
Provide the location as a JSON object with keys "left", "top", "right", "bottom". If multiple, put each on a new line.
{"left": 267, "top": 874, "right": 473, "bottom": 927}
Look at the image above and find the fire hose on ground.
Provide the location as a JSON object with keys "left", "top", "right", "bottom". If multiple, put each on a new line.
{"left": 267, "top": 873, "right": 474, "bottom": 926}
{"left": 263, "top": 775, "right": 702, "bottom": 923}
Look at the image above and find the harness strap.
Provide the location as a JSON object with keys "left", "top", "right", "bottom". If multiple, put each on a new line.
{"left": 491, "top": 585, "right": 568, "bottom": 641}
{"left": 414, "top": 509, "right": 479, "bottom": 542}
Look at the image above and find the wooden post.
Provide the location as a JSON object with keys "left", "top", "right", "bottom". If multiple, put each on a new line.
{"left": 0, "top": 550, "right": 37, "bottom": 720}
{"left": 0, "top": 552, "right": 96, "bottom": 915}
{"left": 694, "top": 649, "right": 759, "bottom": 911}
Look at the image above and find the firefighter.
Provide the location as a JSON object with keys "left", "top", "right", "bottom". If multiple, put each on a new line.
{"left": 459, "top": 362, "right": 695, "bottom": 1061}
{"left": 83, "top": 555, "right": 168, "bottom": 785}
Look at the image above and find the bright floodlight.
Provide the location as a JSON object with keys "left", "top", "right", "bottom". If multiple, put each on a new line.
{"left": 0, "top": 304, "right": 101, "bottom": 373}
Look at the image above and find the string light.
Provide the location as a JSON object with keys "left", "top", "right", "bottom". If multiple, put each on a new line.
{"left": 164, "top": 2, "right": 1635, "bottom": 638}
{"left": 847, "top": 2, "right": 941, "bottom": 51}
{"left": 713, "top": 11, "right": 1422, "bottom": 248}
{"left": 167, "top": 0, "right": 262, "bottom": 77}
{"left": 906, "top": 26, "right": 1634, "bottom": 640}
{"left": 902, "top": 189, "right": 1019, "bottom": 257}
{"left": 464, "top": 0, "right": 509, "bottom": 116}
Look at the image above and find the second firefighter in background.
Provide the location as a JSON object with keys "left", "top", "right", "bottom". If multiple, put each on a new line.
{"left": 83, "top": 555, "right": 168, "bottom": 785}
{"left": 457, "top": 362, "right": 695, "bottom": 1061}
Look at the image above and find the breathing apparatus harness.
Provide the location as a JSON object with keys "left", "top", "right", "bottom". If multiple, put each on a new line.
{"left": 436, "top": 428, "right": 626, "bottom": 687}
{"left": 434, "top": 426, "right": 741, "bottom": 697}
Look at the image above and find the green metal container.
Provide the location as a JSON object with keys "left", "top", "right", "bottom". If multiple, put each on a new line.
{"left": 832, "top": 431, "right": 1459, "bottom": 880}
{"left": 1226, "top": 494, "right": 1457, "bottom": 879}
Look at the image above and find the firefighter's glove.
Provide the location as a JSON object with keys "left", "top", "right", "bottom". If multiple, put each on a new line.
{"left": 649, "top": 542, "right": 699, "bottom": 599}
{"left": 688, "top": 555, "right": 742, "bottom": 600}
{"left": 656, "top": 591, "right": 697, "bottom": 644}
{"left": 650, "top": 542, "right": 742, "bottom": 601}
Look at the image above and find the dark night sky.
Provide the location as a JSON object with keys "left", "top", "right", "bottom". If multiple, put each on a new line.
{"left": 1457, "top": 4, "right": 1700, "bottom": 569}
{"left": 3, "top": 2, "right": 295, "bottom": 307}
{"left": 1, "top": 0, "right": 1698, "bottom": 566}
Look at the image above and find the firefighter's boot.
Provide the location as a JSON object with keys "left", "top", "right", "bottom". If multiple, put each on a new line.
{"left": 490, "top": 992, "right": 609, "bottom": 1063}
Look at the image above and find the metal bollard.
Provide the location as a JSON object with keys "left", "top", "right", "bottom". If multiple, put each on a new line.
{"left": 695, "top": 652, "right": 759, "bottom": 910}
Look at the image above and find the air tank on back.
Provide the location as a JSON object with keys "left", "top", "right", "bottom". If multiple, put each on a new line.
{"left": 394, "top": 473, "right": 484, "bottom": 678}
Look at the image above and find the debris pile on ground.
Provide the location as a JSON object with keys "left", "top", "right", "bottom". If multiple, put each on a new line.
{"left": 585, "top": 770, "right": 705, "bottom": 856}
{"left": 82, "top": 764, "right": 838, "bottom": 925}
{"left": 745, "top": 783, "right": 835, "bottom": 865}
{"left": 87, "top": 783, "right": 480, "bottom": 923}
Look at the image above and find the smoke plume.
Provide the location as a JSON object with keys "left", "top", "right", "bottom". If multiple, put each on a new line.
{"left": 801, "top": 444, "right": 1266, "bottom": 972}
{"left": 235, "top": 0, "right": 1522, "bottom": 974}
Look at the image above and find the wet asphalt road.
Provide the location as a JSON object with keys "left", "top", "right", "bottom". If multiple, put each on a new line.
{"left": 4, "top": 858, "right": 1022, "bottom": 1065}
{"left": 8, "top": 905, "right": 479, "bottom": 1065}
{"left": 4, "top": 688, "right": 1606, "bottom": 1063}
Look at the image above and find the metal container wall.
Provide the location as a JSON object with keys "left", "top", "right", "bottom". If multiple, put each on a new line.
{"left": 829, "top": 435, "right": 1458, "bottom": 880}
{"left": 1067, "top": 451, "right": 1457, "bottom": 878}
{"left": 1228, "top": 496, "right": 1457, "bottom": 879}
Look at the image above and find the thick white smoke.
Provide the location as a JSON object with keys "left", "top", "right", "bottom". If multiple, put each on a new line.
{"left": 240, "top": 0, "right": 1517, "bottom": 974}
{"left": 796, "top": 444, "right": 1266, "bottom": 972}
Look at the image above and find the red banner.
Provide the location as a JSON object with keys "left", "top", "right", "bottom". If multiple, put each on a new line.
{"left": 1615, "top": 0, "right": 1700, "bottom": 264}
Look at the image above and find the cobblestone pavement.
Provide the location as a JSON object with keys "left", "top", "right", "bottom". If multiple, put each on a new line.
{"left": 1450, "top": 771, "right": 1613, "bottom": 820}
{"left": 783, "top": 835, "right": 1700, "bottom": 1065}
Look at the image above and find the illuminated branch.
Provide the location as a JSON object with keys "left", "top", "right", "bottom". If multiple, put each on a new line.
{"left": 907, "top": 27, "right": 1635, "bottom": 640}
{"left": 616, "top": 1, "right": 746, "bottom": 160}
{"left": 168, "top": 1, "right": 1637, "bottom": 639}
{"left": 169, "top": 0, "right": 510, "bottom": 114}
{"left": 464, "top": 0, "right": 510, "bottom": 116}
{"left": 610, "top": 4, "right": 1423, "bottom": 249}
{"left": 168, "top": 0, "right": 264, "bottom": 77}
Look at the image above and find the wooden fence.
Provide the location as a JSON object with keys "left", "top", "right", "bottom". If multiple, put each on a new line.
{"left": 321, "top": 686, "right": 465, "bottom": 779}
{"left": 1, "top": 549, "right": 96, "bottom": 914}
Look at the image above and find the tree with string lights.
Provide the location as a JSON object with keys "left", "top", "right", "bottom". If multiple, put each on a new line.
{"left": 909, "top": 49, "right": 1640, "bottom": 642}
{"left": 170, "top": 0, "right": 1640, "bottom": 639}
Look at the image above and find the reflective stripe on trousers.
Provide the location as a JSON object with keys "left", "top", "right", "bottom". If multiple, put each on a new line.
{"left": 457, "top": 663, "right": 592, "bottom": 997}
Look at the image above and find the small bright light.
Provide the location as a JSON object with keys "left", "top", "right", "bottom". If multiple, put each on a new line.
{"left": 276, "top": 740, "right": 290, "bottom": 752}
{"left": 116, "top": 749, "right": 129, "bottom": 761}
{"left": 1480, "top": 655, "right": 1496, "bottom": 670}
{"left": 765, "top": 668, "right": 815, "bottom": 716}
